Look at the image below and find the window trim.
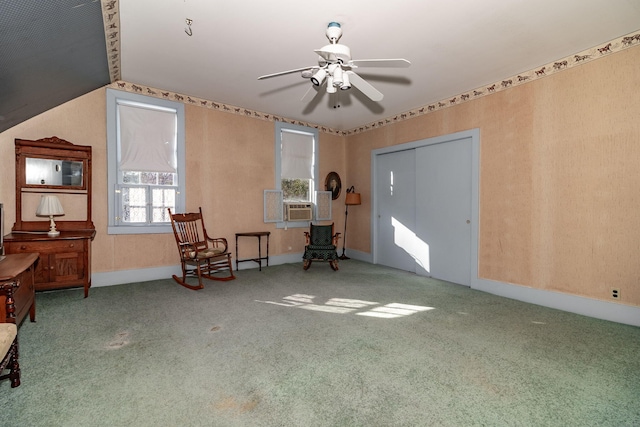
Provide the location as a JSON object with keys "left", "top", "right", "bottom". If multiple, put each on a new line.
{"left": 274, "top": 121, "right": 319, "bottom": 229}
{"left": 106, "top": 88, "right": 186, "bottom": 234}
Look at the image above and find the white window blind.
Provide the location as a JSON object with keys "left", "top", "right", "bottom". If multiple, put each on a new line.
{"left": 118, "top": 104, "right": 177, "bottom": 173}
{"left": 281, "top": 130, "right": 313, "bottom": 179}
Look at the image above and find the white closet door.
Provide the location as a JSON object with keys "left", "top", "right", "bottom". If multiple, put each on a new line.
{"left": 415, "top": 138, "right": 472, "bottom": 285}
{"left": 375, "top": 149, "right": 417, "bottom": 272}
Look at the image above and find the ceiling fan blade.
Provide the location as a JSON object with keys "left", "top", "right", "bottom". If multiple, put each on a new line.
{"left": 346, "top": 71, "right": 383, "bottom": 101}
{"left": 258, "top": 66, "right": 317, "bottom": 80}
{"left": 349, "top": 59, "right": 411, "bottom": 68}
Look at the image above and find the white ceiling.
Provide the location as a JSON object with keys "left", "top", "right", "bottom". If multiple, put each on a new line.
{"left": 119, "top": 0, "right": 640, "bottom": 132}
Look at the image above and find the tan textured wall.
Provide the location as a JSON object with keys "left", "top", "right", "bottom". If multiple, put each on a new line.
{"left": 0, "top": 88, "right": 347, "bottom": 274}
{"left": 345, "top": 46, "right": 640, "bottom": 307}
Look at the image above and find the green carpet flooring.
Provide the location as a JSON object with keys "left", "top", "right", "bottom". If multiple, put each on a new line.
{"left": 1, "top": 261, "right": 639, "bottom": 426}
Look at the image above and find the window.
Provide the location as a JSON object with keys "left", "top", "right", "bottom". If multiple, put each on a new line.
{"left": 274, "top": 121, "right": 319, "bottom": 227}
{"left": 278, "top": 123, "right": 317, "bottom": 202}
{"left": 106, "top": 89, "right": 185, "bottom": 234}
{"left": 277, "top": 122, "right": 318, "bottom": 202}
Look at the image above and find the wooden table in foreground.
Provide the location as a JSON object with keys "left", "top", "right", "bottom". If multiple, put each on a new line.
{"left": 0, "top": 253, "right": 38, "bottom": 325}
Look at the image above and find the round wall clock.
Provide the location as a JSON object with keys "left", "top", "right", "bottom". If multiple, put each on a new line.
{"left": 325, "top": 172, "right": 342, "bottom": 200}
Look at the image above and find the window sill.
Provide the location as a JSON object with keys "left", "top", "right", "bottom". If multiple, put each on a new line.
{"left": 276, "top": 221, "right": 310, "bottom": 229}
{"left": 108, "top": 225, "right": 173, "bottom": 235}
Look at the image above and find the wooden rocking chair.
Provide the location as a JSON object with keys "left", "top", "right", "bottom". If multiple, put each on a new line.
{"left": 168, "top": 208, "right": 235, "bottom": 290}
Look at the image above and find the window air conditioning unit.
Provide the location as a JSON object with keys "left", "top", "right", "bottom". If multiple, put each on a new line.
{"left": 284, "top": 202, "right": 313, "bottom": 221}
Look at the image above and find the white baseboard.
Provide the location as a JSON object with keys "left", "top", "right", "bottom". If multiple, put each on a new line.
{"left": 252, "top": 252, "right": 302, "bottom": 267}
{"left": 92, "top": 253, "right": 304, "bottom": 286}
{"left": 338, "top": 249, "right": 373, "bottom": 263}
{"left": 473, "top": 277, "right": 640, "bottom": 327}
{"left": 92, "top": 265, "right": 183, "bottom": 287}
{"left": 239, "top": 251, "right": 373, "bottom": 268}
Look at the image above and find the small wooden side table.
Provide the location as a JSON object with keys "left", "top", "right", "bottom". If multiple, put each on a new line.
{"left": 0, "top": 253, "right": 38, "bottom": 325}
{"left": 235, "top": 232, "right": 270, "bottom": 271}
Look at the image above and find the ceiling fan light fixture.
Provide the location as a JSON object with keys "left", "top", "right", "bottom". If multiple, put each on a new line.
{"left": 326, "top": 75, "right": 337, "bottom": 94}
{"left": 332, "top": 66, "right": 343, "bottom": 87}
{"left": 340, "top": 72, "right": 351, "bottom": 90}
{"left": 257, "top": 22, "right": 410, "bottom": 103}
{"left": 311, "top": 68, "right": 327, "bottom": 86}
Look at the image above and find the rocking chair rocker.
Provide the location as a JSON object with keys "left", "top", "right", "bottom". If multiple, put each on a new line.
{"left": 169, "top": 208, "right": 235, "bottom": 290}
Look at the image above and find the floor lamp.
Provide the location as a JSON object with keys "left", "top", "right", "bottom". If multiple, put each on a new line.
{"left": 339, "top": 186, "right": 361, "bottom": 260}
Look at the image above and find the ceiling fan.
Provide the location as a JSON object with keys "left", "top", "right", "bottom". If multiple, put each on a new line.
{"left": 258, "top": 22, "right": 410, "bottom": 102}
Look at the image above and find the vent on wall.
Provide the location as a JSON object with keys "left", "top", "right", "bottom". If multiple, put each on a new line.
{"left": 285, "top": 203, "right": 313, "bottom": 221}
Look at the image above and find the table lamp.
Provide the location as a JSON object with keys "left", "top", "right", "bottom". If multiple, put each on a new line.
{"left": 36, "top": 195, "right": 64, "bottom": 237}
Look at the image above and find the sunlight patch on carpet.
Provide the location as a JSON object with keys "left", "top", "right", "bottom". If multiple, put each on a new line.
{"left": 256, "top": 294, "right": 434, "bottom": 318}
{"left": 357, "top": 303, "right": 435, "bottom": 318}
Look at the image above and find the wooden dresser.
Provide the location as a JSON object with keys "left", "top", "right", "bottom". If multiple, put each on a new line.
{"left": 3, "top": 137, "right": 95, "bottom": 297}
{"left": 0, "top": 253, "right": 38, "bottom": 325}
{"left": 4, "top": 231, "right": 94, "bottom": 297}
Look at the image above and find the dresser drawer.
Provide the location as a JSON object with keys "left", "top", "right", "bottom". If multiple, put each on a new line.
{"left": 7, "top": 239, "right": 86, "bottom": 255}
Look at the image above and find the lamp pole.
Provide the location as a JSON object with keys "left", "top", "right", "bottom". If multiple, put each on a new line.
{"left": 339, "top": 203, "right": 351, "bottom": 260}
{"left": 339, "top": 186, "right": 361, "bottom": 260}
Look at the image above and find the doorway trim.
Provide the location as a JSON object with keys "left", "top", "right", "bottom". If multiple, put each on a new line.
{"left": 370, "top": 128, "right": 480, "bottom": 282}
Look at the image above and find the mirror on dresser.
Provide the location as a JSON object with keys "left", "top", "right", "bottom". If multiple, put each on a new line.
{"left": 25, "top": 157, "right": 84, "bottom": 187}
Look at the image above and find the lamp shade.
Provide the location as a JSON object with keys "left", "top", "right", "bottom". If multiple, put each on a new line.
{"left": 36, "top": 195, "right": 64, "bottom": 216}
{"left": 345, "top": 191, "right": 361, "bottom": 206}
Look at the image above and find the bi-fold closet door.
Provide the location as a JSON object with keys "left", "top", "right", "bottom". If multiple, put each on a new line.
{"left": 375, "top": 136, "right": 473, "bottom": 286}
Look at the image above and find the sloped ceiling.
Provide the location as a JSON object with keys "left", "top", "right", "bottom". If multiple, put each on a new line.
{"left": 2, "top": 0, "right": 640, "bottom": 134}
{"left": 0, "top": 0, "right": 110, "bottom": 133}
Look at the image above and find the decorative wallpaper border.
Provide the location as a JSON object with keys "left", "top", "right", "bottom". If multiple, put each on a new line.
{"left": 101, "top": 0, "right": 121, "bottom": 82}
{"left": 100, "top": 0, "right": 639, "bottom": 136}
{"left": 349, "top": 30, "right": 640, "bottom": 135}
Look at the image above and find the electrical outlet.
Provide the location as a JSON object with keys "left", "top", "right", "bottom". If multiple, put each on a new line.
{"left": 611, "top": 288, "right": 620, "bottom": 299}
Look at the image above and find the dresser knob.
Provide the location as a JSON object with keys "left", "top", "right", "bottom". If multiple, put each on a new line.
{"left": 20, "top": 245, "right": 26, "bottom": 250}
